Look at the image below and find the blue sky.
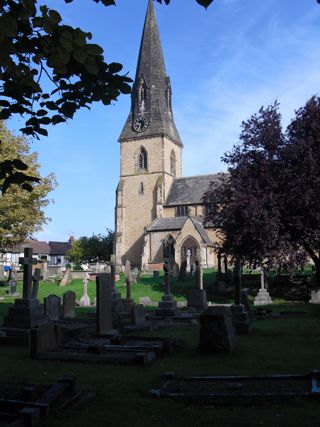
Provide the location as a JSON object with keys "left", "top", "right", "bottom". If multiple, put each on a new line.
{"left": 7, "top": 0, "right": 320, "bottom": 242}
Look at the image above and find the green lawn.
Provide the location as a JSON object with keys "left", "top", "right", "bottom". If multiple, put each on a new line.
{"left": 1, "top": 271, "right": 320, "bottom": 426}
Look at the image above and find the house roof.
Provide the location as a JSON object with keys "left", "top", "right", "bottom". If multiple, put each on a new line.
{"left": 49, "top": 241, "right": 72, "bottom": 256}
{"left": 165, "top": 173, "right": 222, "bottom": 206}
{"left": 146, "top": 215, "right": 213, "bottom": 246}
{"left": 13, "top": 240, "right": 51, "bottom": 255}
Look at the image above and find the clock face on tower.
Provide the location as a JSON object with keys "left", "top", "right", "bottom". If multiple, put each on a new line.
{"left": 133, "top": 116, "right": 149, "bottom": 133}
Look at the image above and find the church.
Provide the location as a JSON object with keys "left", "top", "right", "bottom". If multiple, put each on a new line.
{"left": 114, "top": 0, "right": 220, "bottom": 270}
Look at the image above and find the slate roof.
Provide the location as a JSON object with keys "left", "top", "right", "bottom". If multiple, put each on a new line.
{"left": 146, "top": 215, "right": 213, "bottom": 246}
{"left": 49, "top": 241, "right": 72, "bottom": 256}
{"left": 119, "top": 0, "right": 181, "bottom": 145}
{"left": 13, "top": 240, "right": 51, "bottom": 255}
{"left": 165, "top": 173, "right": 222, "bottom": 206}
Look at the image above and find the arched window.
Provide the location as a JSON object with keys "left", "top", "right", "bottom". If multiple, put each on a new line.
{"left": 170, "top": 150, "right": 176, "bottom": 176}
{"left": 138, "top": 147, "right": 148, "bottom": 171}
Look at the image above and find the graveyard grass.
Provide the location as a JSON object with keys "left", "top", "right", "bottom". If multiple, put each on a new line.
{"left": 1, "top": 271, "right": 320, "bottom": 426}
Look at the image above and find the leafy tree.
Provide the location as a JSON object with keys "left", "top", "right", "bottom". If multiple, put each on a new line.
{"left": 66, "top": 229, "right": 114, "bottom": 264}
{"left": 204, "top": 96, "right": 320, "bottom": 286}
{"left": 0, "top": 120, "right": 56, "bottom": 250}
{"left": 65, "top": 238, "right": 84, "bottom": 266}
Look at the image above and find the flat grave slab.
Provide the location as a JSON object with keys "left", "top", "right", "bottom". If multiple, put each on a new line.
{"left": 151, "top": 370, "right": 320, "bottom": 405}
{"left": 33, "top": 333, "right": 183, "bottom": 366}
{"left": 0, "top": 375, "right": 90, "bottom": 427}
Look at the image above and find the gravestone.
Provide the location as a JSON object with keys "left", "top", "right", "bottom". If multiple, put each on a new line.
{"left": 62, "top": 291, "right": 76, "bottom": 319}
{"left": 31, "top": 268, "right": 43, "bottom": 299}
{"left": 187, "top": 263, "right": 207, "bottom": 310}
{"left": 110, "top": 255, "right": 122, "bottom": 312}
{"left": 171, "top": 262, "right": 179, "bottom": 278}
{"left": 8, "top": 279, "right": 17, "bottom": 296}
{"left": 240, "top": 289, "right": 253, "bottom": 319}
{"left": 79, "top": 272, "right": 91, "bottom": 307}
{"left": 156, "top": 261, "right": 177, "bottom": 316}
{"left": 0, "top": 264, "right": 4, "bottom": 280}
{"left": 124, "top": 260, "right": 134, "bottom": 311}
{"left": 30, "top": 323, "right": 63, "bottom": 358}
{"left": 199, "top": 306, "right": 237, "bottom": 353}
{"left": 230, "top": 303, "right": 252, "bottom": 335}
{"left": 132, "top": 304, "right": 146, "bottom": 327}
{"left": 44, "top": 295, "right": 61, "bottom": 321}
{"left": 3, "top": 248, "right": 46, "bottom": 330}
{"left": 178, "top": 260, "right": 187, "bottom": 281}
{"left": 310, "top": 290, "right": 320, "bottom": 304}
{"left": 59, "top": 268, "right": 72, "bottom": 287}
{"left": 131, "top": 268, "right": 140, "bottom": 284}
{"left": 139, "top": 296, "right": 153, "bottom": 306}
{"left": 254, "top": 269, "right": 273, "bottom": 306}
{"left": 96, "top": 273, "right": 113, "bottom": 334}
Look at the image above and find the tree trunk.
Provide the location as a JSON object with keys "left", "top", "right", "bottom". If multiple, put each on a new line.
{"left": 233, "top": 258, "right": 241, "bottom": 305}
{"left": 303, "top": 243, "right": 320, "bottom": 289}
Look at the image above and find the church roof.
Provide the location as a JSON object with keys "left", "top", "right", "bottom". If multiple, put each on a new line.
{"left": 119, "top": 0, "right": 182, "bottom": 145}
{"left": 146, "top": 215, "right": 213, "bottom": 245}
{"left": 165, "top": 174, "right": 221, "bottom": 206}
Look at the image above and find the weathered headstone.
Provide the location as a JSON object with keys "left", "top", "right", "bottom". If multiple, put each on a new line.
{"left": 199, "top": 306, "right": 237, "bottom": 353}
{"left": 110, "top": 255, "right": 122, "bottom": 312}
{"left": 139, "top": 296, "right": 153, "bottom": 306}
{"left": 178, "top": 260, "right": 187, "bottom": 281}
{"left": 31, "top": 268, "right": 43, "bottom": 299}
{"left": 132, "top": 304, "right": 146, "bottom": 327}
{"left": 59, "top": 268, "right": 72, "bottom": 287}
{"left": 240, "top": 289, "right": 253, "bottom": 319}
{"left": 30, "top": 323, "right": 63, "bottom": 358}
{"left": 171, "top": 262, "right": 179, "bottom": 278}
{"left": 124, "top": 260, "right": 134, "bottom": 310}
{"left": 96, "top": 273, "right": 113, "bottom": 334}
{"left": 230, "top": 303, "right": 252, "bottom": 335}
{"left": 62, "top": 291, "right": 76, "bottom": 319}
{"left": 79, "top": 272, "right": 91, "bottom": 307}
{"left": 44, "top": 295, "right": 61, "bottom": 321}
{"left": 8, "top": 279, "right": 17, "bottom": 296}
{"left": 310, "top": 290, "right": 320, "bottom": 304}
{"left": 132, "top": 267, "right": 140, "bottom": 284}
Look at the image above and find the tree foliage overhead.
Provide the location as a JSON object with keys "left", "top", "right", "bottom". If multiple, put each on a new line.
{"left": 204, "top": 96, "right": 320, "bottom": 286}
{"left": 0, "top": 0, "right": 132, "bottom": 140}
{"left": 0, "top": 120, "right": 56, "bottom": 250}
{"left": 66, "top": 229, "right": 114, "bottom": 264}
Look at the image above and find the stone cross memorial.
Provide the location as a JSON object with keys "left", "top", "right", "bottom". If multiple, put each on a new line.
{"left": 3, "top": 247, "right": 46, "bottom": 330}
{"left": 31, "top": 268, "right": 43, "bottom": 299}
{"left": 187, "top": 261, "right": 207, "bottom": 310}
{"left": 19, "top": 248, "right": 37, "bottom": 299}
{"left": 155, "top": 259, "right": 177, "bottom": 317}
{"left": 254, "top": 268, "right": 273, "bottom": 306}
{"left": 79, "top": 272, "right": 91, "bottom": 307}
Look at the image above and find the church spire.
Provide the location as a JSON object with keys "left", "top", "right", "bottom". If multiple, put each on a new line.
{"left": 119, "top": 0, "right": 182, "bottom": 145}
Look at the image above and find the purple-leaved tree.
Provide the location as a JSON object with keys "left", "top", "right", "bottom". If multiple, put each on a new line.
{"left": 204, "top": 96, "right": 320, "bottom": 287}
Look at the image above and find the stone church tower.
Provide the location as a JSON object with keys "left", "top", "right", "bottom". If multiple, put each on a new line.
{"left": 114, "top": 0, "right": 182, "bottom": 267}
